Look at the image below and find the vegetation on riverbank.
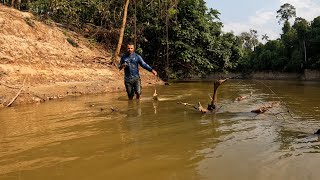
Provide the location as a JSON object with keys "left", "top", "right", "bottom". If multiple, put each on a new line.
{"left": 3, "top": 0, "right": 243, "bottom": 79}
{"left": 239, "top": 3, "right": 320, "bottom": 74}
{"left": 3, "top": 1, "right": 320, "bottom": 78}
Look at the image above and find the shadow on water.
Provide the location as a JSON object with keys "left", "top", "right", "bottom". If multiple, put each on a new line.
{"left": 0, "top": 80, "right": 319, "bottom": 180}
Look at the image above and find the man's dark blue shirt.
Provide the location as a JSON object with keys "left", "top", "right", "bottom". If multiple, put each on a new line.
{"left": 119, "top": 53, "right": 153, "bottom": 81}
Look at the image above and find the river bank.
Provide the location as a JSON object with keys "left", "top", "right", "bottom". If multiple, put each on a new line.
{"left": 0, "top": 5, "right": 162, "bottom": 109}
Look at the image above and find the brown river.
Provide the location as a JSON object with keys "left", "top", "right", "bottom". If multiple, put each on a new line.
{"left": 0, "top": 80, "right": 320, "bottom": 180}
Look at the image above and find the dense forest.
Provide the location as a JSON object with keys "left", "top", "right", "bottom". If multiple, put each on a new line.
{"left": 240, "top": 3, "right": 320, "bottom": 73}
{"left": 3, "top": 0, "right": 320, "bottom": 78}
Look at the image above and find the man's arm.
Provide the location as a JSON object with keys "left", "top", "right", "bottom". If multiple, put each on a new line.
{"left": 137, "top": 55, "right": 157, "bottom": 76}
{"left": 118, "top": 56, "right": 126, "bottom": 70}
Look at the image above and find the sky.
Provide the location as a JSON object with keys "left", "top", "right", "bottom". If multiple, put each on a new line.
{"left": 205, "top": 0, "right": 320, "bottom": 40}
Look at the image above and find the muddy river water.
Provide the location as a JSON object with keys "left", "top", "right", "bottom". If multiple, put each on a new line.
{"left": 0, "top": 80, "right": 319, "bottom": 180}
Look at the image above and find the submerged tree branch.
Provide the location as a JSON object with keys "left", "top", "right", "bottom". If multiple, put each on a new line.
{"left": 178, "top": 78, "right": 229, "bottom": 114}
{"left": 207, "top": 78, "right": 229, "bottom": 111}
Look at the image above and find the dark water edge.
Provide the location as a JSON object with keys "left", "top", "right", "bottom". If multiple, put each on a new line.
{"left": 181, "top": 69, "right": 320, "bottom": 81}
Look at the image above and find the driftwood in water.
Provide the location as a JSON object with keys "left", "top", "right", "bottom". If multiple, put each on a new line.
{"left": 110, "top": 107, "right": 118, "bottom": 112}
{"left": 177, "top": 102, "right": 208, "bottom": 113}
{"left": 251, "top": 101, "right": 280, "bottom": 114}
{"left": 178, "top": 78, "right": 229, "bottom": 113}
{"left": 235, "top": 92, "right": 252, "bottom": 101}
{"left": 250, "top": 107, "right": 269, "bottom": 114}
{"left": 177, "top": 102, "right": 195, "bottom": 107}
{"left": 207, "top": 78, "right": 229, "bottom": 111}
{"left": 153, "top": 89, "right": 158, "bottom": 101}
{"left": 235, "top": 96, "right": 247, "bottom": 101}
{"left": 197, "top": 102, "right": 208, "bottom": 113}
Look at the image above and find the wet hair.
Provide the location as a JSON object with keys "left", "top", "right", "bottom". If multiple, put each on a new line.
{"left": 127, "top": 42, "right": 135, "bottom": 46}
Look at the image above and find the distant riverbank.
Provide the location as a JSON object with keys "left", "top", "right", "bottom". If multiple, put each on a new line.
{"left": 187, "top": 69, "right": 320, "bottom": 81}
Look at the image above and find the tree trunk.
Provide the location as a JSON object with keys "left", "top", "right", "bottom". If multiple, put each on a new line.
{"left": 165, "top": 1, "right": 169, "bottom": 70}
{"left": 159, "top": 0, "right": 161, "bottom": 18}
{"left": 27, "top": 0, "right": 32, "bottom": 11}
{"left": 112, "top": 0, "right": 130, "bottom": 65}
{"left": 134, "top": 0, "right": 137, "bottom": 48}
{"left": 11, "top": 0, "right": 21, "bottom": 10}
{"left": 303, "top": 39, "right": 307, "bottom": 64}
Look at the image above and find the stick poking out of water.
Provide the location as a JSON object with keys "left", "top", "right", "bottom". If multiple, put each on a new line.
{"left": 153, "top": 89, "right": 158, "bottom": 101}
{"left": 6, "top": 75, "right": 28, "bottom": 107}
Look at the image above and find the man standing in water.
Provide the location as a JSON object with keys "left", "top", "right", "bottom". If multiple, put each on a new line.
{"left": 119, "top": 43, "right": 157, "bottom": 100}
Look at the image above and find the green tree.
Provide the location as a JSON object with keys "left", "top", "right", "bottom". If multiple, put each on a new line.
{"left": 277, "top": 3, "right": 300, "bottom": 71}
{"left": 276, "top": 3, "right": 296, "bottom": 24}
{"left": 293, "top": 17, "right": 310, "bottom": 67}
{"left": 113, "top": 0, "right": 130, "bottom": 65}
{"left": 23, "top": 0, "right": 247, "bottom": 78}
{"left": 309, "top": 16, "right": 320, "bottom": 69}
{"left": 240, "top": 29, "right": 259, "bottom": 51}
{"left": 262, "top": 34, "right": 269, "bottom": 42}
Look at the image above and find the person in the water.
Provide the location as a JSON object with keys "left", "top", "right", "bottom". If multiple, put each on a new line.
{"left": 119, "top": 42, "right": 157, "bottom": 100}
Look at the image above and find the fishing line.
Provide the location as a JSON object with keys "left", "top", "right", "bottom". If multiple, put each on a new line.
{"left": 213, "top": 79, "right": 247, "bottom": 111}
{"left": 223, "top": 79, "right": 246, "bottom": 100}
{"left": 215, "top": 79, "right": 289, "bottom": 122}
{"left": 253, "top": 80, "right": 294, "bottom": 119}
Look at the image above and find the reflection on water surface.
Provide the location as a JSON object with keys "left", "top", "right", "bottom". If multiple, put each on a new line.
{"left": 0, "top": 80, "right": 320, "bottom": 180}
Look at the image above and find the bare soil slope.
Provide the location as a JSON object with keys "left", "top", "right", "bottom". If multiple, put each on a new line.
{"left": 0, "top": 5, "right": 161, "bottom": 108}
